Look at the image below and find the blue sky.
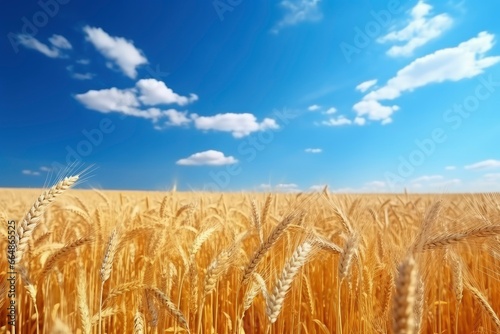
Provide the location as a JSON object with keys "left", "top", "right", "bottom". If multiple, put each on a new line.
{"left": 1, "top": 0, "right": 500, "bottom": 192}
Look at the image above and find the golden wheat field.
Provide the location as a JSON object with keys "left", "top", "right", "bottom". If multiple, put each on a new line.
{"left": 2, "top": 176, "right": 500, "bottom": 333}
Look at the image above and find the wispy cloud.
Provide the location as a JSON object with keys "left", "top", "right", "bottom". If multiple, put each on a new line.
{"left": 305, "top": 148, "right": 322, "bottom": 153}
{"left": 176, "top": 150, "right": 238, "bottom": 166}
{"left": 308, "top": 104, "right": 321, "bottom": 111}
{"left": 15, "top": 34, "right": 72, "bottom": 58}
{"left": 378, "top": 0, "right": 452, "bottom": 57}
{"left": 83, "top": 26, "right": 148, "bottom": 79}
{"left": 465, "top": 159, "right": 500, "bottom": 170}
{"left": 22, "top": 169, "right": 40, "bottom": 176}
{"left": 324, "top": 107, "right": 337, "bottom": 115}
{"left": 411, "top": 175, "right": 443, "bottom": 183}
{"left": 354, "top": 31, "right": 500, "bottom": 123}
{"left": 322, "top": 115, "right": 352, "bottom": 126}
{"left": 271, "top": 0, "right": 322, "bottom": 34}
{"left": 356, "top": 79, "right": 377, "bottom": 93}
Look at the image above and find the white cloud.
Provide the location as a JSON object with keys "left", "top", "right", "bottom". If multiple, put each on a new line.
{"left": 49, "top": 35, "right": 72, "bottom": 49}
{"left": 176, "top": 150, "right": 238, "bottom": 166}
{"left": 163, "top": 109, "right": 191, "bottom": 126}
{"left": 324, "top": 107, "right": 337, "bottom": 115}
{"left": 75, "top": 87, "right": 140, "bottom": 114}
{"left": 322, "top": 115, "right": 352, "bottom": 126}
{"left": 275, "top": 183, "right": 300, "bottom": 192}
{"left": 76, "top": 59, "right": 90, "bottom": 65}
{"left": 445, "top": 165, "right": 456, "bottom": 170}
{"left": 365, "top": 181, "right": 386, "bottom": 188}
{"left": 356, "top": 79, "right": 377, "bottom": 92}
{"left": 272, "top": 0, "right": 322, "bottom": 33}
{"left": 430, "top": 178, "right": 461, "bottom": 188}
{"left": 465, "top": 159, "right": 500, "bottom": 170}
{"left": 40, "top": 166, "right": 52, "bottom": 172}
{"left": 83, "top": 26, "right": 148, "bottom": 79}
{"left": 353, "top": 99, "right": 399, "bottom": 123}
{"left": 305, "top": 148, "right": 322, "bottom": 153}
{"left": 378, "top": 1, "right": 452, "bottom": 57}
{"left": 75, "top": 79, "right": 198, "bottom": 126}
{"left": 257, "top": 183, "right": 301, "bottom": 192}
{"left": 308, "top": 104, "right": 321, "bottom": 111}
{"left": 22, "top": 169, "right": 40, "bottom": 176}
{"left": 16, "top": 34, "right": 71, "bottom": 58}
{"left": 136, "top": 79, "right": 198, "bottom": 106}
{"left": 191, "top": 113, "right": 279, "bottom": 138}
{"left": 353, "top": 32, "right": 500, "bottom": 123}
{"left": 354, "top": 117, "right": 366, "bottom": 126}
{"left": 411, "top": 175, "right": 443, "bottom": 183}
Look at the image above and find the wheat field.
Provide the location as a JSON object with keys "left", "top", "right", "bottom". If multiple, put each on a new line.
{"left": 1, "top": 176, "right": 500, "bottom": 333}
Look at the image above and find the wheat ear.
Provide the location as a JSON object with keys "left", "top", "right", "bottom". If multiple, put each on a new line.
{"left": 77, "top": 265, "right": 91, "bottom": 334}
{"left": 251, "top": 199, "right": 264, "bottom": 244}
{"left": 392, "top": 256, "right": 418, "bottom": 334}
{"left": 266, "top": 241, "right": 313, "bottom": 324}
{"left": 338, "top": 233, "right": 358, "bottom": 284}
{"left": 146, "top": 287, "right": 190, "bottom": 333}
{"left": 39, "top": 237, "right": 92, "bottom": 279}
{"left": 99, "top": 228, "right": 120, "bottom": 334}
{"left": 422, "top": 225, "right": 500, "bottom": 251}
{"left": 15, "top": 175, "right": 79, "bottom": 265}
{"left": 467, "top": 284, "right": 500, "bottom": 330}
{"left": 242, "top": 213, "right": 298, "bottom": 284}
{"left": 134, "top": 311, "right": 145, "bottom": 334}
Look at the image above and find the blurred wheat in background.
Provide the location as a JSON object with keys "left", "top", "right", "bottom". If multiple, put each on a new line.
{"left": 2, "top": 175, "right": 500, "bottom": 333}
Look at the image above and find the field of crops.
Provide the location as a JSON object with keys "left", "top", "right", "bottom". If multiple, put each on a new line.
{"left": 1, "top": 176, "right": 500, "bottom": 333}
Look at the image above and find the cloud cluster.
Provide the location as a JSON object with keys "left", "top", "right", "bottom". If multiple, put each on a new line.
{"left": 76, "top": 80, "right": 278, "bottom": 137}
{"left": 353, "top": 31, "right": 500, "bottom": 124}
